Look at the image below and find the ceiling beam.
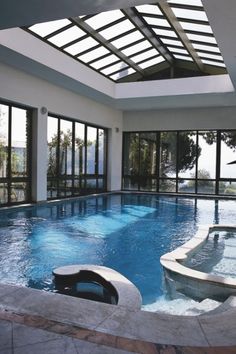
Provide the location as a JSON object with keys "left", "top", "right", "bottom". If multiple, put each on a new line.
{"left": 0, "top": 0, "right": 158, "bottom": 30}
{"left": 157, "top": 0, "right": 205, "bottom": 72}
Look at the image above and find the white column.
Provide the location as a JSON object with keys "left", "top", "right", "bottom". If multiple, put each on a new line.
{"left": 107, "top": 127, "right": 122, "bottom": 191}
{"left": 31, "top": 108, "right": 48, "bottom": 202}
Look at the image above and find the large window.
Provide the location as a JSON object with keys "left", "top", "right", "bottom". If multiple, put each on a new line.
{"left": 47, "top": 115, "right": 107, "bottom": 199}
{"left": 123, "top": 130, "right": 236, "bottom": 196}
{"left": 0, "top": 102, "right": 31, "bottom": 205}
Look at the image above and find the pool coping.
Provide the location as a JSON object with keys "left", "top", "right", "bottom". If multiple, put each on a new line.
{"left": 160, "top": 224, "right": 236, "bottom": 290}
{"left": 1, "top": 282, "right": 236, "bottom": 348}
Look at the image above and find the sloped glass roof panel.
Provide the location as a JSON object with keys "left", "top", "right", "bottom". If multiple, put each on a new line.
{"left": 167, "top": 47, "right": 188, "bottom": 54}
{"left": 202, "top": 59, "right": 226, "bottom": 67}
{"left": 111, "top": 31, "right": 144, "bottom": 49}
{"left": 153, "top": 28, "right": 178, "bottom": 38}
{"left": 171, "top": 8, "right": 208, "bottom": 21}
{"left": 121, "top": 40, "right": 152, "bottom": 56}
{"left": 48, "top": 26, "right": 86, "bottom": 47}
{"left": 131, "top": 49, "right": 159, "bottom": 64}
{"left": 139, "top": 56, "right": 165, "bottom": 69}
{"left": 180, "top": 22, "right": 213, "bottom": 34}
{"left": 160, "top": 38, "right": 184, "bottom": 47}
{"left": 135, "top": 4, "right": 162, "bottom": 15}
{"left": 192, "top": 43, "right": 220, "bottom": 53}
{"left": 99, "top": 19, "right": 135, "bottom": 40}
{"left": 90, "top": 54, "right": 120, "bottom": 69}
{"left": 110, "top": 68, "right": 136, "bottom": 80}
{"left": 64, "top": 37, "right": 99, "bottom": 55}
{"left": 101, "top": 62, "right": 128, "bottom": 75}
{"left": 174, "top": 54, "right": 193, "bottom": 61}
{"left": 143, "top": 17, "right": 171, "bottom": 27}
{"left": 78, "top": 46, "right": 110, "bottom": 63}
{"left": 186, "top": 33, "right": 217, "bottom": 44}
{"left": 84, "top": 10, "right": 124, "bottom": 30}
{"left": 29, "top": 19, "right": 71, "bottom": 37}
{"left": 198, "top": 53, "right": 224, "bottom": 61}
{"left": 167, "top": 0, "right": 203, "bottom": 6}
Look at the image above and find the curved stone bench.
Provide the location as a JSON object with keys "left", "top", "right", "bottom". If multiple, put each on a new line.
{"left": 53, "top": 264, "right": 142, "bottom": 310}
{"left": 160, "top": 224, "right": 236, "bottom": 301}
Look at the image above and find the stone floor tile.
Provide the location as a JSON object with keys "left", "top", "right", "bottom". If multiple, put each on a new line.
{"left": 14, "top": 337, "right": 78, "bottom": 354}
{"left": 13, "top": 322, "right": 61, "bottom": 348}
{"left": 0, "top": 319, "right": 12, "bottom": 351}
{"left": 73, "top": 338, "right": 139, "bottom": 354}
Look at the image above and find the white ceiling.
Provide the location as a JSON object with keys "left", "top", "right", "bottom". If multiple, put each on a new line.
{"left": 0, "top": 0, "right": 236, "bottom": 111}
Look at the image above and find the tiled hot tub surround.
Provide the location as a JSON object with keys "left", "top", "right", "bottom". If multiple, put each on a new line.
{"left": 160, "top": 225, "right": 236, "bottom": 300}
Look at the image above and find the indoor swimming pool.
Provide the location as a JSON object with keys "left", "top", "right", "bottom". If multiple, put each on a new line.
{"left": 0, "top": 193, "right": 236, "bottom": 312}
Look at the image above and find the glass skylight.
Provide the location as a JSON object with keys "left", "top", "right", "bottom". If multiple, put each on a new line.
{"left": 64, "top": 37, "right": 99, "bottom": 55}
{"left": 99, "top": 19, "right": 135, "bottom": 40}
{"left": 26, "top": 0, "right": 226, "bottom": 82}
{"left": 30, "top": 19, "right": 71, "bottom": 37}
{"left": 48, "top": 26, "right": 86, "bottom": 47}
{"left": 84, "top": 10, "right": 124, "bottom": 30}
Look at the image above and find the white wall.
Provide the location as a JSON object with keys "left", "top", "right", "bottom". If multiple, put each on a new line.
{"left": 123, "top": 106, "right": 236, "bottom": 132}
{"left": 0, "top": 62, "right": 123, "bottom": 200}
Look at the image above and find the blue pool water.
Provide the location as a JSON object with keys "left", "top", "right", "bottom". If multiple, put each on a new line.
{"left": 0, "top": 194, "right": 236, "bottom": 308}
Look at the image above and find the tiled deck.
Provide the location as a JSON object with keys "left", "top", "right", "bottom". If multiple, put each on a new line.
{"left": 0, "top": 283, "right": 236, "bottom": 354}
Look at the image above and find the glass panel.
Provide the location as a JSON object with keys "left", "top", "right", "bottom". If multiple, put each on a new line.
{"left": 180, "top": 22, "right": 213, "bottom": 34}
{"left": 101, "top": 62, "right": 127, "bottom": 75}
{"left": 160, "top": 132, "right": 177, "bottom": 178}
{"left": 98, "top": 129, "right": 105, "bottom": 175}
{"left": 121, "top": 40, "right": 152, "bottom": 56}
{"left": 87, "top": 126, "right": 97, "bottom": 174}
{"left": 75, "top": 122, "right": 85, "bottom": 176}
{"left": 65, "top": 180, "right": 73, "bottom": 196}
{"left": 178, "top": 179, "right": 195, "bottom": 193}
{"left": 198, "top": 131, "right": 216, "bottom": 179}
{"left": 131, "top": 49, "right": 159, "bottom": 64}
{"left": 140, "top": 178, "right": 156, "bottom": 191}
{"left": 64, "top": 37, "right": 99, "bottom": 55}
{"left": 160, "top": 38, "right": 183, "bottom": 46}
{"left": 167, "top": 47, "right": 188, "bottom": 54}
{"left": 144, "top": 17, "right": 171, "bottom": 27}
{"left": 78, "top": 46, "right": 110, "bottom": 63}
{"left": 98, "top": 178, "right": 105, "bottom": 190}
{"left": 123, "top": 133, "right": 139, "bottom": 176}
{"left": 47, "top": 116, "right": 58, "bottom": 177}
{"left": 11, "top": 182, "right": 27, "bottom": 203}
{"left": 48, "top": 26, "right": 86, "bottom": 47}
{"left": 201, "top": 60, "right": 225, "bottom": 67}
{"left": 111, "top": 31, "right": 144, "bottom": 49}
{"left": 86, "top": 179, "right": 97, "bottom": 191}
{"left": 197, "top": 181, "right": 215, "bottom": 194}
{"left": 171, "top": 8, "right": 208, "bottom": 21}
{"left": 85, "top": 10, "right": 124, "bottom": 30}
{"left": 0, "top": 105, "right": 8, "bottom": 178}
{"left": 140, "top": 133, "right": 156, "bottom": 175}
{"left": 174, "top": 54, "right": 193, "bottom": 61}
{"left": 136, "top": 5, "right": 163, "bottom": 15}
{"left": 90, "top": 54, "right": 120, "bottom": 69}
{"left": 47, "top": 180, "right": 58, "bottom": 199}
{"left": 11, "top": 107, "right": 28, "bottom": 178}
{"left": 29, "top": 19, "right": 71, "bottom": 37}
{"left": 219, "top": 181, "right": 236, "bottom": 195}
{"left": 178, "top": 132, "right": 197, "bottom": 178}
{"left": 110, "top": 68, "right": 135, "bottom": 80}
{"left": 192, "top": 43, "right": 220, "bottom": 53}
{"left": 0, "top": 183, "right": 8, "bottom": 204}
{"left": 186, "top": 33, "right": 217, "bottom": 44}
{"left": 198, "top": 53, "right": 223, "bottom": 61}
{"left": 159, "top": 179, "right": 176, "bottom": 193}
{"left": 139, "top": 56, "right": 165, "bottom": 69}
{"left": 58, "top": 180, "right": 66, "bottom": 196}
{"left": 153, "top": 28, "right": 177, "bottom": 37}
{"left": 123, "top": 177, "right": 138, "bottom": 190}
{"left": 99, "top": 20, "right": 135, "bottom": 40}
{"left": 59, "top": 120, "right": 73, "bottom": 175}
{"left": 73, "top": 179, "right": 81, "bottom": 195}
{"left": 220, "top": 131, "right": 236, "bottom": 179}
{"left": 168, "top": 0, "right": 203, "bottom": 6}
